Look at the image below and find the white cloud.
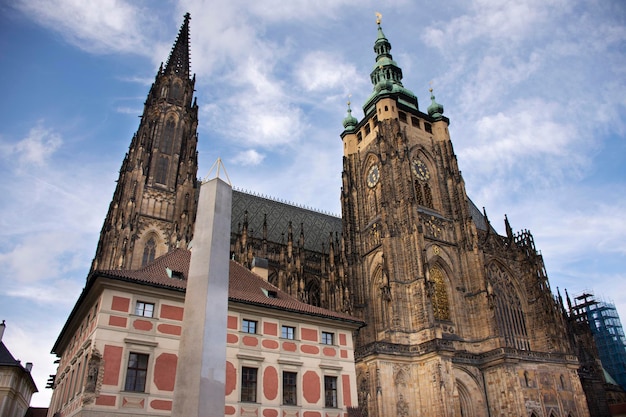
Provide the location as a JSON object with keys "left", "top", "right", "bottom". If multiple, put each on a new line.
{"left": 423, "top": 0, "right": 568, "bottom": 50}
{"left": 15, "top": 0, "right": 155, "bottom": 55}
{"left": 295, "top": 51, "right": 360, "bottom": 93}
{"left": 459, "top": 99, "right": 587, "bottom": 187}
{"left": 0, "top": 124, "right": 62, "bottom": 168}
{"left": 201, "top": 57, "right": 309, "bottom": 148}
{"left": 0, "top": 231, "right": 88, "bottom": 284}
{"left": 115, "top": 106, "right": 142, "bottom": 115}
{"left": 117, "top": 75, "right": 154, "bottom": 86}
{"left": 230, "top": 149, "right": 265, "bottom": 166}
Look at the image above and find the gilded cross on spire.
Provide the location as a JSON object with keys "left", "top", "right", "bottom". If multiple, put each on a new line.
{"left": 375, "top": 12, "right": 382, "bottom": 25}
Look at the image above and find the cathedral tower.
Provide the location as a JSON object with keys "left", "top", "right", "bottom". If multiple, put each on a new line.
{"left": 341, "top": 16, "right": 588, "bottom": 417}
{"left": 91, "top": 14, "right": 199, "bottom": 271}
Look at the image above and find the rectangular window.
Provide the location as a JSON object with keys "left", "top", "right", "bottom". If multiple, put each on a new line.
{"left": 135, "top": 301, "right": 154, "bottom": 317}
{"left": 424, "top": 122, "right": 432, "bottom": 133}
{"left": 324, "top": 376, "right": 338, "bottom": 408}
{"left": 411, "top": 116, "right": 420, "bottom": 128}
{"left": 283, "top": 371, "right": 297, "bottom": 405}
{"left": 321, "top": 331, "right": 334, "bottom": 345}
{"left": 399, "top": 111, "right": 407, "bottom": 123}
{"left": 282, "top": 325, "right": 295, "bottom": 340}
{"left": 124, "top": 352, "right": 149, "bottom": 392}
{"left": 242, "top": 319, "right": 257, "bottom": 334}
{"left": 241, "top": 367, "right": 258, "bottom": 402}
{"left": 364, "top": 124, "right": 371, "bottom": 135}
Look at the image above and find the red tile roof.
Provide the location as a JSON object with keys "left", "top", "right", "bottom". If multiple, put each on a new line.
{"left": 99, "top": 249, "right": 363, "bottom": 326}
{"left": 100, "top": 249, "right": 190, "bottom": 291}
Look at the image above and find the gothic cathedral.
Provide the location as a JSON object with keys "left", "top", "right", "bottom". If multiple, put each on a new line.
{"left": 87, "top": 14, "right": 595, "bottom": 417}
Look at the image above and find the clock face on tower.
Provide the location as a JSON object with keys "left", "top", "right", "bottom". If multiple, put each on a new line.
{"left": 411, "top": 159, "right": 430, "bottom": 181}
{"left": 367, "top": 164, "right": 380, "bottom": 188}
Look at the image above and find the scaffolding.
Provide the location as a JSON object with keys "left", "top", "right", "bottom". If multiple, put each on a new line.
{"left": 572, "top": 292, "right": 626, "bottom": 390}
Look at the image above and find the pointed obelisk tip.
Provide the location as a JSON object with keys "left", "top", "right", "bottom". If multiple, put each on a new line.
{"left": 203, "top": 157, "right": 232, "bottom": 186}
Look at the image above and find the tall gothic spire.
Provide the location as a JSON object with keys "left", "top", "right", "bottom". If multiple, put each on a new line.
{"left": 165, "top": 12, "right": 191, "bottom": 77}
{"left": 90, "top": 14, "right": 199, "bottom": 273}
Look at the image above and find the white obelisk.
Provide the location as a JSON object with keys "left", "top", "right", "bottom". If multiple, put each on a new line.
{"left": 172, "top": 171, "right": 232, "bottom": 417}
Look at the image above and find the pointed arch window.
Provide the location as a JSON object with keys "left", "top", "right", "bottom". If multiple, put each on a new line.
{"left": 487, "top": 263, "right": 530, "bottom": 350}
{"left": 155, "top": 156, "right": 169, "bottom": 185}
{"left": 412, "top": 158, "right": 434, "bottom": 210}
{"left": 142, "top": 238, "right": 156, "bottom": 266}
{"left": 414, "top": 179, "right": 434, "bottom": 208}
{"left": 429, "top": 265, "right": 450, "bottom": 320}
{"left": 169, "top": 81, "right": 182, "bottom": 100}
{"left": 304, "top": 278, "right": 321, "bottom": 307}
{"left": 161, "top": 118, "right": 176, "bottom": 155}
{"left": 456, "top": 380, "right": 473, "bottom": 417}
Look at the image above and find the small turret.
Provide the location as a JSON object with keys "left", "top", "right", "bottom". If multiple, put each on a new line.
{"left": 427, "top": 88, "right": 444, "bottom": 120}
{"left": 504, "top": 214, "right": 513, "bottom": 239}
{"left": 342, "top": 101, "right": 358, "bottom": 131}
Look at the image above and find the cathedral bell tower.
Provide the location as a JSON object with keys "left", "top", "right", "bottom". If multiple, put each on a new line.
{"left": 341, "top": 13, "right": 476, "bottom": 350}
{"left": 91, "top": 13, "right": 199, "bottom": 272}
{"left": 341, "top": 16, "right": 587, "bottom": 417}
{"left": 341, "top": 15, "right": 488, "bottom": 417}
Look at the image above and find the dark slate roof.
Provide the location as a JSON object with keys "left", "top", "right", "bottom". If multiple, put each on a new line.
{"left": 25, "top": 408, "right": 49, "bottom": 417}
{"left": 100, "top": 249, "right": 363, "bottom": 325}
{"left": 0, "top": 341, "right": 18, "bottom": 366}
{"left": 467, "top": 198, "right": 499, "bottom": 234}
{"left": 468, "top": 198, "right": 489, "bottom": 231}
{"left": 232, "top": 189, "right": 492, "bottom": 240}
{"left": 231, "top": 190, "right": 342, "bottom": 253}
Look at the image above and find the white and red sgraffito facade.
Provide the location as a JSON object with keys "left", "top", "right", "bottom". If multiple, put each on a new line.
{"left": 48, "top": 252, "right": 363, "bottom": 417}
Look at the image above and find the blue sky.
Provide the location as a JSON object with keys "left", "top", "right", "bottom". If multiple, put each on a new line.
{"left": 1, "top": 0, "right": 625, "bottom": 407}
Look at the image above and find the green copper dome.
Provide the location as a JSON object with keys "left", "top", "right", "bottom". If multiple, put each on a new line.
{"left": 427, "top": 89, "right": 444, "bottom": 120}
{"left": 342, "top": 101, "right": 358, "bottom": 131}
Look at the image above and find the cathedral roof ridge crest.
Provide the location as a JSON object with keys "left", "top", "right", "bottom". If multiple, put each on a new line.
{"left": 232, "top": 187, "right": 340, "bottom": 218}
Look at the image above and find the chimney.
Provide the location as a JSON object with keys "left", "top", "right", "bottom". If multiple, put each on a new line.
{"left": 0, "top": 320, "right": 5, "bottom": 342}
{"left": 25, "top": 362, "right": 33, "bottom": 372}
{"left": 251, "top": 257, "right": 268, "bottom": 281}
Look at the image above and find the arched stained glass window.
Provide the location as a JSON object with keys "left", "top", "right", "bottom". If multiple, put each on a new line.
{"left": 142, "top": 238, "right": 156, "bottom": 266}
{"left": 487, "top": 263, "right": 530, "bottom": 350}
{"left": 430, "top": 265, "right": 450, "bottom": 320}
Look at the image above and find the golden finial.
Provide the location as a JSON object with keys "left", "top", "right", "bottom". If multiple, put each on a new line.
{"left": 429, "top": 80, "right": 434, "bottom": 93}
{"left": 375, "top": 12, "right": 382, "bottom": 25}
{"left": 347, "top": 94, "right": 352, "bottom": 106}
